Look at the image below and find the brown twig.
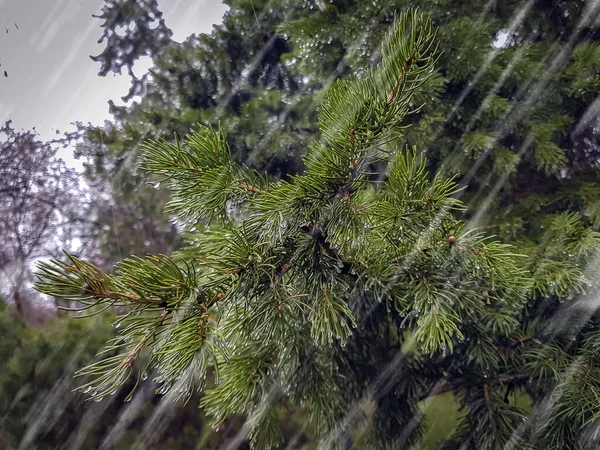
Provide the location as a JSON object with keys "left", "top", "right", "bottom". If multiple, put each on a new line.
{"left": 122, "top": 309, "right": 169, "bottom": 368}
{"left": 240, "top": 183, "right": 266, "bottom": 194}
{"left": 509, "top": 336, "right": 534, "bottom": 348}
{"left": 386, "top": 55, "right": 415, "bottom": 106}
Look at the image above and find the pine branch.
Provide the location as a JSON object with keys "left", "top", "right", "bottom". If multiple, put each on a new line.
{"left": 31, "top": 8, "right": 600, "bottom": 449}
{"left": 76, "top": 309, "right": 170, "bottom": 401}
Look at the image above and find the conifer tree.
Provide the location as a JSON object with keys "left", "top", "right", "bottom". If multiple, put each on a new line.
{"left": 35, "top": 9, "right": 600, "bottom": 450}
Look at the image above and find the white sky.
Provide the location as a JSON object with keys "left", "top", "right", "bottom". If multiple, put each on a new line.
{"left": 0, "top": 0, "right": 228, "bottom": 142}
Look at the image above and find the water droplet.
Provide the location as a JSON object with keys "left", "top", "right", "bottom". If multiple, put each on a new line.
{"left": 141, "top": 371, "right": 148, "bottom": 381}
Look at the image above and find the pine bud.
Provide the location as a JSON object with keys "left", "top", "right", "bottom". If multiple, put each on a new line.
{"left": 448, "top": 236, "right": 456, "bottom": 245}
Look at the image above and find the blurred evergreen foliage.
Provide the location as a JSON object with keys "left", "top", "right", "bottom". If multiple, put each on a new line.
{"left": 0, "top": 301, "right": 281, "bottom": 449}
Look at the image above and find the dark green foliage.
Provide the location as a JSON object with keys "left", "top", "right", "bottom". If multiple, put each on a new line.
{"left": 278, "top": 6, "right": 600, "bottom": 446}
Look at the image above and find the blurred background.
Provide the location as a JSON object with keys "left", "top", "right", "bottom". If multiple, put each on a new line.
{"left": 0, "top": 0, "right": 598, "bottom": 448}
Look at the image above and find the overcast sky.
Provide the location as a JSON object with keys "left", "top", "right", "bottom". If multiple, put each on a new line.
{"left": 0, "top": 0, "right": 228, "bottom": 141}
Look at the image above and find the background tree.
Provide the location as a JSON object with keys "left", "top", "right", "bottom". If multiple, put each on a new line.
{"left": 0, "top": 122, "right": 91, "bottom": 321}
{"left": 91, "top": 0, "right": 173, "bottom": 101}
{"left": 70, "top": 123, "right": 179, "bottom": 269}
{"left": 102, "top": 0, "right": 315, "bottom": 176}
